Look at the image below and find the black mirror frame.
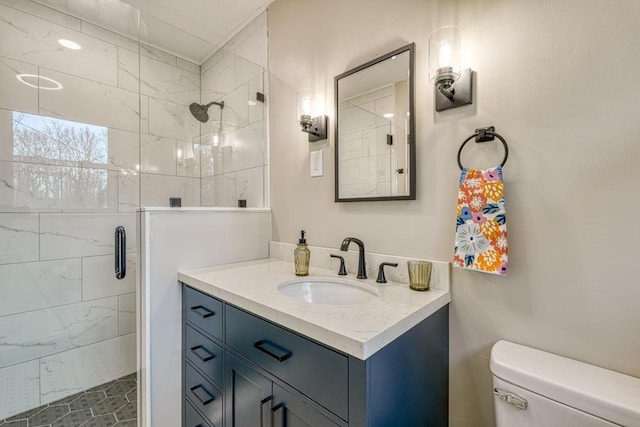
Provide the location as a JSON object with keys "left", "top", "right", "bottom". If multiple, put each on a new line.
{"left": 334, "top": 42, "right": 416, "bottom": 202}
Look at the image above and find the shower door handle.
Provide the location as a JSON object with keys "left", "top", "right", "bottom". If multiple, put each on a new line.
{"left": 115, "top": 226, "right": 126, "bottom": 280}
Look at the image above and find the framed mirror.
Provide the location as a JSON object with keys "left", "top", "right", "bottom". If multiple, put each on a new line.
{"left": 335, "top": 43, "right": 415, "bottom": 202}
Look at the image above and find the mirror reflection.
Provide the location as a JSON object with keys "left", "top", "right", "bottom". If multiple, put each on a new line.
{"left": 335, "top": 43, "right": 415, "bottom": 201}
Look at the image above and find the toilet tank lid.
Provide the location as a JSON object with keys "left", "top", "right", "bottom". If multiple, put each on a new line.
{"left": 490, "top": 340, "right": 640, "bottom": 427}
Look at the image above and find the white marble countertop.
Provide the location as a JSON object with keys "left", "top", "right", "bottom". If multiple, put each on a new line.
{"left": 178, "top": 258, "right": 450, "bottom": 360}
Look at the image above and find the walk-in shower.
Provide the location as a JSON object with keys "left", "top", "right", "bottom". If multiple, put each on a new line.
{"left": 1, "top": 0, "right": 268, "bottom": 423}
{"left": 189, "top": 100, "right": 224, "bottom": 123}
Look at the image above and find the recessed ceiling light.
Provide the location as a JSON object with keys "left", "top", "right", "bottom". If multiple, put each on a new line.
{"left": 16, "top": 74, "right": 63, "bottom": 90}
{"left": 58, "top": 39, "right": 82, "bottom": 50}
{"left": 383, "top": 113, "right": 394, "bottom": 118}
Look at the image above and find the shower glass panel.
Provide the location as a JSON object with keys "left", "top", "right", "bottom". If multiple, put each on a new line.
{"left": 0, "top": 0, "right": 140, "bottom": 422}
{"left": 0, "top": 0, "right": 268, "bottom": 422}
{"left": 198, "top": 14, "right": 269, "bottom": 208}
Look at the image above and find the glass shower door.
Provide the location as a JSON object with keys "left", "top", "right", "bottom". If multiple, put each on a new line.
{"left": 0, "top": 0, "right": 141, "bottom": 423}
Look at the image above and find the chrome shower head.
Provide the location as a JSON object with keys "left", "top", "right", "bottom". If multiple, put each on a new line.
{"left": 189, "top": 100, "right": 224, "bottom": 123}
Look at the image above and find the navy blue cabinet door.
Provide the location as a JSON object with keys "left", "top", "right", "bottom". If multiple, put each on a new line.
{"left": 225, "top": 353, "right": 273, "bottom": 427}
{"left": 272, "top": 384, "right": 344, "bottom": 427}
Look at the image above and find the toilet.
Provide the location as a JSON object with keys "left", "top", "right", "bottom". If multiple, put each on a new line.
{"left": 490, "top": 340, "right": 640, "bottom": 426}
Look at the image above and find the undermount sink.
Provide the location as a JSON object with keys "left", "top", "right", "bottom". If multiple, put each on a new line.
{"left": 278, "top": 277, "right": 379, "bottom": 305}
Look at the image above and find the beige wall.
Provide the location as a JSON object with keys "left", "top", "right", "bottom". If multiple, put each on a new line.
{"left": 267, "top": 0, "right": 640, "bottom": 425}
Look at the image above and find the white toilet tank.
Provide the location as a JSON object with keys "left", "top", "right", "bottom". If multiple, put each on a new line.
{"left": 490, "top": 340, "right": 640, "bottom": 427}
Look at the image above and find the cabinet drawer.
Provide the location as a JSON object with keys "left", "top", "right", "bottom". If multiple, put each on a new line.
{"left": 185, "top": 325, "right": 223, "bottom": 386}
{"left": 184, "top": 398, "right": 212, "bottom": 427}
{"left": 185, "top": 361, "right": 223, "bottom": 427}
{"left": 225, "top": 305, "right": 348, "bottom": 420}
{"left": 184, "top": 286, "right": 223, "bottom": 340}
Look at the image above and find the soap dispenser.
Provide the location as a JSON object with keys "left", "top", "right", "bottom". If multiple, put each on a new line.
{"left": 294, "top": 230, "right": 310, "bottom": 276}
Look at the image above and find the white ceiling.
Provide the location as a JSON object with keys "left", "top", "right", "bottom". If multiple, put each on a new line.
{"left": 35, "top": 0, "right": 273, "bottom": 64}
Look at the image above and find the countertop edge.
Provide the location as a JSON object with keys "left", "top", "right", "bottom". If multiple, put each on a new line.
{"left": 178, "top": 260, "right": 451, "bottom": 360}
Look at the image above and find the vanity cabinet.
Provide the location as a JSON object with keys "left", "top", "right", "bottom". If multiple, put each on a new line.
{"left": 182, "top": 284, "right": 449, "bottom": 427}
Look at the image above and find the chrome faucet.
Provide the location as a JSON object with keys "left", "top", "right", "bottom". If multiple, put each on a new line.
{"left": 340, "top": 237, "right": 367, "bottom": 279}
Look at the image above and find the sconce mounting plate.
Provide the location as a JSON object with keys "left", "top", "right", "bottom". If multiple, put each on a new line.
{"left": 435, "top": 68, "right": 473, "bottom": 112}
{"left": 306, "top": 115, "right": 328, "bottom": 142}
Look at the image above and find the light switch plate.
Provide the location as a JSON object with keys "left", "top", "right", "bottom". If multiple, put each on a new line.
{"left": 310, "top": 150, "right": 323, "bottom": 177}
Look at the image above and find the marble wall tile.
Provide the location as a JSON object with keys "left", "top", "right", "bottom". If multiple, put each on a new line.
{"left": 148, "top": 97, "right": 199, "bottom": 141}
{"left": 0, "top": 161, "right": 118, "bottom": 212}
{"left": 0, "top": 57, "right": 38, "bottom": 114}
{"left": 140, "top": 174, "right": 200, "bottom": 207}
{"left": 235, "top": 55, "right": 263, "bottom": 90}
{"left": 140, "top": 134, "right": 177, "bottom": 175}
{"left": 235, "top": 166, "right": 264, "bottom": 208}
{"left": 0, "top": 0, "right": 81, "bottom": 31}
{"left": 234, "top": 15, "right": 268, "bottom": 69}
{"left": 140, "top": 55, "right": 199, "bottom": 105}
{"left": 39, "top": 333, "right": 135, "bottom": 404}
{"left": 118, "top": 293, "right": 135, "bottom": 336}
{"left": 0, "top": 4, "right": 118, "bottom": 85}
{"left": 118, "top": 171, "right": 139, "bottom": 213}
{"left": 40, "top": 212, "right": 136, "bottom": 260}
{"left": 223, "top": 120, "right": 266, "bottom": 173}
{"left": 0, "top": 212, "right": 38, "bottom": 265}
{"left": 201, "top": 174, "right": 234, "bottom": 207}
{"left": 0, "top": 259, "right": 82, "bottom": 317}
{"left": 38, "top": 69, "right": 139, "bottom": 133}
{"left": 82, "top": 254, "right": 136, "bottom": 301}
{"left": 199, "top": 144, "right": 227, "bottom": 178}
{"left": 81, "top": 21, "right": 139, "bottom": 52}
{"left": 177, "top": 57, "right": 199, "bottom": 75}
{"left": 0, "top": 360, "right": 40, "bottom": 420}
{"left": 140, "top": 43, "right": 176, "bottom": 67}
{"left": 201, "top": 47, "right": 226, "bottom": 75}
{"left": 140, "top": 95, "right": 149, "bottom": 135}
{"left": 0, "top": 109, "right": 11, "bottom": 161}
{"left": 108, "top": 128, "right": 139, "bottom": 172}
{"left": 248, "top": 73, "right": 265, "bottom": 124}
{"left": 201, "top": 53, "right": 234, "bottom": 102}
{"left": 176, "top": 139, "right": 200, "bottom": 178}
{"left": 220, "top": 83, "right": 250, "bottom": 131}
{"left": 117, "top": 47, "right": 140, "bottom": 92}
{"left": 0, "top": 297, "right": 118, "bottom": 369}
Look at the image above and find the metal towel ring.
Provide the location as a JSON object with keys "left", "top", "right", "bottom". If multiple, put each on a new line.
{"left": 457, "top": 126, "right": 509, "bottom": 170}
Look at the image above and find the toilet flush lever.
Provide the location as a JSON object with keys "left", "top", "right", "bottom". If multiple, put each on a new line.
{"left": 494, "top": 388, "right": 528, "bottom": 410}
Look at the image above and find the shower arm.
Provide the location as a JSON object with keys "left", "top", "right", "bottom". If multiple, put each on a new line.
{"left": 204, "top": 101, "right": 224, "bottom": 110}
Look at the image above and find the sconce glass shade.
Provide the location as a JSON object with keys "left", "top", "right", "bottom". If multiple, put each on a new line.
{"left": 429, "top": 26, "right": 461, "bottom": 84}
{"left": 297, "top": 89, "right": 313, "bottom": 124}
{"left": 296, "top": 89, "right": 327, "bottom": 141}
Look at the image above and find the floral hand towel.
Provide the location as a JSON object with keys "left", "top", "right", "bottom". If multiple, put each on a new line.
{"left": 454, "top": 166, "right": 508, "bottom": 275}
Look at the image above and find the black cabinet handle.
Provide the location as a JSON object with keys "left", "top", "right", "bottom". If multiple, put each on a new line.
{"left": 114, "top": 226, "right": 126, "bottom": 280}
{"left": 260, "top": 396, "right": 273, "bottom": 427}
{"left": 271, "top": 403, "right": 285, "bottom": 427}
{"left": 190, "top": 305, "right": 215, "bottom": 318}
{"left": 253, "top": 340, "right": 292, "bottom": 362}
{"left": 190, "top": 384, "right": 214, "bottom": 406}
{"left": 190, "top": 345, "right": 215, "bottom": 363}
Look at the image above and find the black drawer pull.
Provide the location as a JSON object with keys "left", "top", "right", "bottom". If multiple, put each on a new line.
{"left": 260, "top": 396, "right": 273, "bottom": 427}
{"left": 190, "top": 384, "right": 215, "bottom": 406}
{"left": 190, "top": 305, "right": 215, "bottom": 318}
{"left": 190, "top": 345, "right": 215, "bottom": 363}
{"left": 272, "top": 403, "right": 285, "bottom": 427}
{"left": 253, "top": 340, "right": 292, "bottom": 362}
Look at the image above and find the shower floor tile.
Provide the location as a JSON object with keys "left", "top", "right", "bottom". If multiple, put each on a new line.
{"left": 0, "top": 374, "right": 137, "bottom": 427}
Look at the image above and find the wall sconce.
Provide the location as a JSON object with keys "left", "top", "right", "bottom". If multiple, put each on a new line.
{"left": 297, "top": 89, "right": 327, "bottom": 142}
{"left": 429, "top": 26, "right": 473, "bottom": 112}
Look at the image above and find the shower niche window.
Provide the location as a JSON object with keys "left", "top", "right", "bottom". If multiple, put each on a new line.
{"left": 7, "top": 112, "right": 111, "bottom": 210}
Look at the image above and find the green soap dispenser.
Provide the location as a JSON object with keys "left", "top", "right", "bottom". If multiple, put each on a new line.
{"left": 294, "top": 230, "right": 310, "bottom": 276}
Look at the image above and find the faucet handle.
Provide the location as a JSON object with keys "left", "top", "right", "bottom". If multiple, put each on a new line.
{"left": 376, "top": 262, "right": 398, "bottom": 283}
{"left": 330, "top": 254, "right": 347, "bottom": 275}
